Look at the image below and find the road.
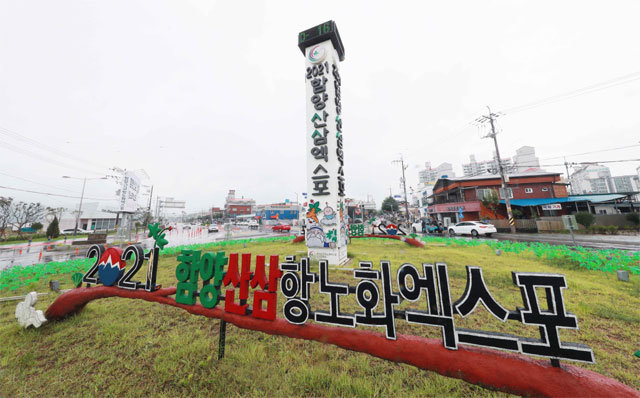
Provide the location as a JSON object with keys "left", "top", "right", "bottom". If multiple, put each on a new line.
{"left": 0, "top": 225, "right": 290, "bottom": 271}
{"left": 491, "top": 232, "right": 639, "bottom": 251}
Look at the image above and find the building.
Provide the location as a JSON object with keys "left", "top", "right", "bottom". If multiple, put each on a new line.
{"left": 570, "top": 164, "right": 640, "bottom": 198}
{"left": 513, "top": 146, "right": 541, "bottom": 172}
{"left": 256, "top": 203, "right": 301, "bottom": 225}
{"left": 56, "top": 202, "right": 118, "bottom": 231}
{"left": 611, "top": 175, "right": 640, "bottom": 193}
{"left": 462, "top": 154, "right": 514, "bottom": 177}
{"left": 429, "top": 171, "right": 567, "bottom": 222}
{"left": 418, "top": 162, "right": 455, "bottom": 184}
{"left": 570, "top": 164, "right": 613, "bottom": 194}
{"left": 462, "top": 146, "right": 541, "bottom": 177}
{"left": 224, "top": 190, "right": 255, "bottom": 219}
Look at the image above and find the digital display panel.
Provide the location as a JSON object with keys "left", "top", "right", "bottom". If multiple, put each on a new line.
{"left": 298, "top": 20, "right": 345, "bottom": 61}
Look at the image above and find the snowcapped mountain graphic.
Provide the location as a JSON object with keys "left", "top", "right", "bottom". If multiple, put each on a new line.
{"left": 97, "top": 255, "right": 125, "bottom": 286}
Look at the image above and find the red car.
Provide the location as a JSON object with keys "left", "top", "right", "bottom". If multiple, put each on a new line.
{"left": 272, "top": 224, "right": 291, "bottom": 232}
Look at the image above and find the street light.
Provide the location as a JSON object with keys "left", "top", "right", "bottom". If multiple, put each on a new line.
{"left": 62, "top": 176, "right": 108, "bottom": 237}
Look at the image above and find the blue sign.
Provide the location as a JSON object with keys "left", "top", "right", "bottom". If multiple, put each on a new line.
{"left": 458, "top": 206, "right": 464, "bottom": 220}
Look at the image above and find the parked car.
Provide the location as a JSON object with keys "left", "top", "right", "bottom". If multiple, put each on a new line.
{"left": 448, "top": 221, "right": 497, "bottom": 237}
{"left": 183, "top": 225, "right": 192, "bottom": 230}
{"left": 272, "top": 224, "right": 291, "bottom": 233}
{"left": 248, "top": 220, "right": 259, "bottom": 230}
{"left": 61, "top": 228, "right": 88, "bottom": 234}
{"left": 208, "top": 224, "right": 219, "bottom": 233}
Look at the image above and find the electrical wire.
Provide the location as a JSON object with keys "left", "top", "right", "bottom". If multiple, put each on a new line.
{"left": 0, "top": 171, "right": 79, "bottom": 193}
{"left": 0, "top": 138, "right": 107, "bottom": 176}
{"left": 498, "top": 71, "right": 640, "bottom": 115}
{"left": 539, "top": 144, "right": 640, "bottom": 161}
{"left": 0, "top": 125, "right": 110, "bottom": 171}
{"left": 0, "top": 185, "right": 116, "bottom": 201}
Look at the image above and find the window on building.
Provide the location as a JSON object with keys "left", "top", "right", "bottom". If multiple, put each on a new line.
{"left": 476, "top": 188, "right": 494, "bottom": 200}
{"left": 499, "top": 188, "right": 513, "bottom": 199}
{"left": 541, "top": 187, "right": 549, "bottom": 192}
{"left": 525, "top": 188, "right": 533, "bottom": 194}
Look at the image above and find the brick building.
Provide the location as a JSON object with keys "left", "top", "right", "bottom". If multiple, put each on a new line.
{"left": 428, "top": 172, "right": 567, "bottom": 222}
{"left": 224, "top": 190, "right": 255, "bottom": 219}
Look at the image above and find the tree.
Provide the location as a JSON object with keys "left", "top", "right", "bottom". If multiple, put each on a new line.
{"left": 12, "top": 202, "right": 46, "bottom": 239}
{"left": 0, "top": 197, "right": 12, "bottom": 240}
{"left": 480, "top": 189, "right": 500, "bottom": 218}
{"left": 381, "top": 196, "right": 399, "bottom": 212}
{"left": 31, "top": 222, "right": 43, "bottom": 231}
{"left": 46, "top": 216, "right": 60, "bottom": 239}
{"left": 575, "top": 212, "right": 595, "bottom": 228}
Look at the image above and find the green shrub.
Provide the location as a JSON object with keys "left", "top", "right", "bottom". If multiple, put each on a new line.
{"left": 575, "top": 212, "right": 595, "bottom": 228}
{"left": 596, "top": 225, "right": 607, "bottom": 234}
{"left": 31, "top": 222, "right": 43, "bottom": 231}
{"left": 626, "top": 212, "right": 640, "bottom": 226}
{"left": 606, "top": 225, "right": 618, "bottom": 235}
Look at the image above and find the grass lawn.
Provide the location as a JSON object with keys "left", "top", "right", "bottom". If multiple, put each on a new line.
{"left": 0, "top": 239, "right": 638, "bottom": 396}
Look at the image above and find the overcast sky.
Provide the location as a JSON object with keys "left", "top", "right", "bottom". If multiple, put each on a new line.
{"left": 1, "top": 0, "right": 639, "bottom": 214}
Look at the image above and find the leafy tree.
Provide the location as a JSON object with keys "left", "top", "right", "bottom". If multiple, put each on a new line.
{"left": 0, "top": 197, "right": 12, "bottom": 240}
{"left": 31, "top": 222, "right": 43, "bottom": 231}
{"left": 381, "top": 196, "right": 399, "bottom": 212}
{"left": 480, "top": 189, "right": 500, "bottom": 218}
{"left": 575, "top": 212, "right": 595, "bottom": 228}
{"left": 12, "top": 202, "right": 46, "bottom": 238}
{"left": 46, "top": 216, "right": 60, "bottom": 239}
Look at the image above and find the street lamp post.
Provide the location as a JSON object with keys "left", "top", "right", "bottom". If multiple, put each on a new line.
{"left": 62, "top": 176, "right": 107, "bottom": 237}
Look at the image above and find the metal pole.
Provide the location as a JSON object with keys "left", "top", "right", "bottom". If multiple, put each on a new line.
{"left": 569, "top": 224, "right": 577, "bottom": 246}
{"left": 73, "top": 177, "right": 87, "bottom": 237}
{"left": 564, "top": 158, "right": 572, "bottom": 195}
{"left": 486, "top": 107, "right": 516, "bottom": 234}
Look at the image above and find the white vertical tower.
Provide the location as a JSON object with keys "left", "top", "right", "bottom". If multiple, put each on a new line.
{"left": 298, "top": 21, "right": 348, "bottom": 265}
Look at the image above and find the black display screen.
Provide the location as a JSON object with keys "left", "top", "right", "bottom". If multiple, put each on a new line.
{"left": 297, "top": 20, "right": 345, "bottom": 61}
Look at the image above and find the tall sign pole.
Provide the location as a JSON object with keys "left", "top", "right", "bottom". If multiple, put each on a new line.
{"left": 298, "top": 21, "right": 348, "bottom": 265}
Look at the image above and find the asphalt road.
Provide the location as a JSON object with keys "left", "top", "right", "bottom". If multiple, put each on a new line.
{"left": 0, "top": 226, "right": 288, "bottom": 271}
{"left": 491, "top": 232, "right": 638, "bottom": 251}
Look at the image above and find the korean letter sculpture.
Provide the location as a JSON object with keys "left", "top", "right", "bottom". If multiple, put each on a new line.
{"left": 299, "top": 21, "right": 348, "bottom": 265}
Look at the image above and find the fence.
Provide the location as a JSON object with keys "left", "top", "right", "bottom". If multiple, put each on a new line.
{"left": 487, "top": 219, "right": 538, "bottom": 233}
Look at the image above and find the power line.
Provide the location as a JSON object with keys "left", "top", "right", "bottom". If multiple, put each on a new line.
{"left": 0, "top": 185, "right": 116, "bottom": 201}
{"left": 0, "top": 171, "right": 78, "bottom": 193}
{"left": 540, "top": 144, "right": 640, "bottom": 161}
{"left": 498, "top": 71, "right": 640, "bottom": 115}
{"left": 0, "top": 138, "right": 106, "bottom": 176}
{"left": 0, "top": 125, "right": 110, "bottom": 171}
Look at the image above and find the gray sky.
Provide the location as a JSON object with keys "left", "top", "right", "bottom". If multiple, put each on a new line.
{"left": 1, "top": 0, "right": 639, "bottom": 213}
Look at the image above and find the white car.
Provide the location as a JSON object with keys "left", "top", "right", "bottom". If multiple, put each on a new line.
{"left": 448, "top": 221, "right": 496, "bottom": 237}
{"left": 248, "top": 220, "right": 259, "bottom": 230}
{"left": 208, "top": 224, "right": 219, "bottom": 233}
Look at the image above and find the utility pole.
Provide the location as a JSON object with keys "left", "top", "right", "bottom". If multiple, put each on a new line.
{"left": 564, "top": 158, "right": 572, "bottom": 195}
{"left": 147, "top": 185, "right": 154, "bottom": 212}
{"left": 480, "top": 107, "right": 516, "bottom": 234}
{"left": 392, "top": 154, "right": 411, "bottom": 226}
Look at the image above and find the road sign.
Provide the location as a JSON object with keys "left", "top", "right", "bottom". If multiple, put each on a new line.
{"left": 562, "top": 215, "right": 578, "bottom": 230}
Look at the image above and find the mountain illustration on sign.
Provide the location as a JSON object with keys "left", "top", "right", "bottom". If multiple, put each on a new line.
{"left": 385, "top": 223, "right": 398, "bottom": 235}
{"left": 97, "top": 248, "right": 126, "bottom": 286}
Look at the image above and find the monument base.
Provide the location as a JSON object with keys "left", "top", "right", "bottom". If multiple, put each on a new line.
{"left": 307, "top": 245, "right": 348, "bottom": 266}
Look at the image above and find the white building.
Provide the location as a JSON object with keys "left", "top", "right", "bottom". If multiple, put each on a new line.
{"left": 570, "top": 164, "right": 640, "bottom": 196}
{"left": 462, "top": 154, "right": 514, "bottom": 177}
{"left": 570, "top": 164, "right": 613, "bottom": 194}
{"left": 55, "top": 202, "right": 118, "bottom": 232}
{"left": 513, "top": 146, "right": 541, "bottom": 172}
{"left": 418, "top": 162, "right": 455, "bottom": 184}
{"left": 463, "top": 146, "right": 540, "bottom": 177}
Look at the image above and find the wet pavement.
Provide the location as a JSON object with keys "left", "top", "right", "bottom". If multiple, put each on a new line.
{"left": 0, "top": 225, "right": 288, "bottom": 271}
